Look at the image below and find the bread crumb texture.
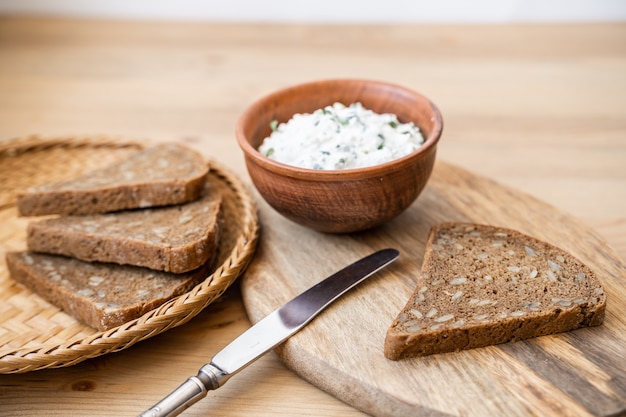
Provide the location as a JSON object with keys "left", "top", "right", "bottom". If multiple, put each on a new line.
{"left": 384, "top": 222, "right": 606, "bottom": 360}
{"left": 5, "top": 251, "right": 209, "bottom": 331}
{"left": 16, "top": 143, "right": 209, "bottom": 216}
{"left": 26, "top": 182, "right": 222, "bottom": 273}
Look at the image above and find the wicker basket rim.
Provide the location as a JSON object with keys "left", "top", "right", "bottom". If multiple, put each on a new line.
{"left": 0, "top": 136, "right": 260, "bottom": 373}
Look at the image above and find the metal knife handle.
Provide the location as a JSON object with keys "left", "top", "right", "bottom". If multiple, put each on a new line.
{"left": 138, "top": 249, "right": 399, "bottom": 417}
{"left": 138, "top": 364, "right": 225, "bottom": 417}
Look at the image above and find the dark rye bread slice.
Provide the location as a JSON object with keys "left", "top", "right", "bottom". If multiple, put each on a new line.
{"left": 5, "top": 251, "right": 213, "bottom": 331}
{"left": 17, "top": 143, "right": 209, "bottom": 216}
{"left": 384, "top": 222, "right": 606, "bottom": 360}
{"left": 26, "top": 183, "right": 222, "bottom": 274}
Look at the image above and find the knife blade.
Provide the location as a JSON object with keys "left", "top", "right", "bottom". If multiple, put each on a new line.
{"left": 138, "top": 248, "right": 399, "bottom": 417}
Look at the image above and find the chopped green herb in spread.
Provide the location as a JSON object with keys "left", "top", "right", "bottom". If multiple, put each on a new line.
{"left": 258, "top": 102, "right": 424, "bottom": 170}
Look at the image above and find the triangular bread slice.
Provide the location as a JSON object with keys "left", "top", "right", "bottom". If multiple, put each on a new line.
{"left": 17, "top": 143, "right": 209, "bottom": 216}
{"left": 384, "top": 222, "right": 606, "bottom": 360}
{"left": 26, "top": 183, "right": 222, "bottom": 274}
{"left": 6, "top": 251, "right": 213, "bottom": 331}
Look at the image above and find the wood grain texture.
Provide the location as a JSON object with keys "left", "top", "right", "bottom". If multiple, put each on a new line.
{"left": 241, "top": 161, "right": 626, "bottom": 417}
{"left": 0, "top": 17, "right": 624, "bottom": 417}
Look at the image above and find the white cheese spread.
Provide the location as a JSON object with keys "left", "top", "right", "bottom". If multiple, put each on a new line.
{"left": 258, "top": 102, "right": 424, "bottom": 170}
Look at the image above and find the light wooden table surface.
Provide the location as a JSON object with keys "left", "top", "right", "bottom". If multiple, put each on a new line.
{"left": 0, "top": 17, "right": 624, "bottom": 416}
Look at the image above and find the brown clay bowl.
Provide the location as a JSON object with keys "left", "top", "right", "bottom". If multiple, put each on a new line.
{"left": 236, "top": 79, "right": 443, "bottom": 233}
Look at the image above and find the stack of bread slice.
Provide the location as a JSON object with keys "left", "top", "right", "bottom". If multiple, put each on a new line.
{"left": 6, "top": 143, "right": 223, "bottom": 331}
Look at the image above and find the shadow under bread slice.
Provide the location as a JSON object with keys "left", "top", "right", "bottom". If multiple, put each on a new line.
{"left": 384, "top": 222, "right": 607, "bottom": 360}
{"left": 17, "top": 143, "right": 209, "bottom": 216}
{"left": 26, "top": 183, "right": 222, "bottom": 274}
{"left": 5, "top": 251, "right": 213, "bottom": 331}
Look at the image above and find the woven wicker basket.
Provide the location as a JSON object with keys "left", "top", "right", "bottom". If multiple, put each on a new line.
{"left": 0, "top": 136, "right": 260, "bottom": 373}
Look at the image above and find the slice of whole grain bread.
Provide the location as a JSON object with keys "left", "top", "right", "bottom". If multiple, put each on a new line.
{"left": 26, "top": 182, "right": 222, "bottom": 274}
{"left": 5, "top": 251, "right": 213, "bottom": 331}
{"left": 384, "top": 222, "right": 606, "bottom": 360}
{"left": 17, "top": 143, "right": 209, "bottom": 216}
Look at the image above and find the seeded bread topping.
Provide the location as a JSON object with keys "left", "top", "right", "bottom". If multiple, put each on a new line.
{"left": 17, "top": 143, "right": 209, "bottom": 216}
{"left": 384, "top": 223, "right": 606, "bottom": 360}
{"left": 26, "top": 183, "right": 222, "bottom": 273}
{"left": 5, "top": 251, "right": 213, "bottom": 331}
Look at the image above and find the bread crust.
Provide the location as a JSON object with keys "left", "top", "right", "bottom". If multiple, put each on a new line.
{"left": 384, "top": 222, "right": 607, "bottom": 360}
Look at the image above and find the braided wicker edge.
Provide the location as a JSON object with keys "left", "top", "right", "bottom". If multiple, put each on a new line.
{"left": 0, "top": 136, "right": 260, "bottom": 373}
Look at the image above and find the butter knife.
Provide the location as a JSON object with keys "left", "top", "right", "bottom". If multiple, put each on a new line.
{"left": 138, "top": 248, "right": 399, "bottom": 417}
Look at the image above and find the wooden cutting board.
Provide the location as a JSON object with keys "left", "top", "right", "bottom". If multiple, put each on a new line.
{"left": 240, "top": 160, "right": 626, "bottom": 417}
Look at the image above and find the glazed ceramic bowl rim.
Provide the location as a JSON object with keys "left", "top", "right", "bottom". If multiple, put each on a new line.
{"left": 236, "top": 78, "right": 443, "bottom": 181}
